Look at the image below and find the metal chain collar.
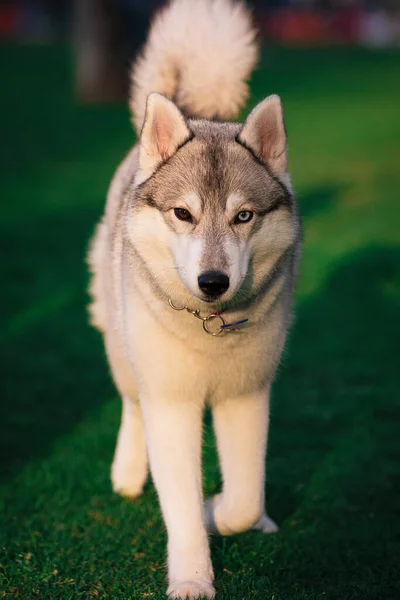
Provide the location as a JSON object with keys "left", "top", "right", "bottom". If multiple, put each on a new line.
{"left": 168, "top": 298, "right": 248, "bottom": 336}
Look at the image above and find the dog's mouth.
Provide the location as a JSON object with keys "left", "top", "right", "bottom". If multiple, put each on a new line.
{"left": 201, "top": 295, "right": 222, "bottom": 304}
{"left": 192, "top": 284, "right": 241, "bottom": 307}
{"left": 193, "top": 287, "right": 230, "bottom": 303}
{"left": 192, "top": 290, "right": 232, "bottom": 309}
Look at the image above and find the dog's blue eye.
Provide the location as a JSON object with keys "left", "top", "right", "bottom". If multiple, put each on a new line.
{"left": 234, "top": 210, "right": 253, "bottom": 224}
{"left": 174, "top": 208, "right": 193, "bottom": 222}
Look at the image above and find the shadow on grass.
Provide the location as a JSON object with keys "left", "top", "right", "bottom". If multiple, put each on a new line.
{"left": 0, "top": 208, "right": 114, "bottom": 481}
{"left": 210, "top": 245, "right": 399, "bottom": 598}
{"left": 269, "top": 244, "right": 399, "bottom": 520}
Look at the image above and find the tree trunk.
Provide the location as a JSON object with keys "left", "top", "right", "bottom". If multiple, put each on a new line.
{"left": 72, "top": 0, "right": 128, "bottom": 102}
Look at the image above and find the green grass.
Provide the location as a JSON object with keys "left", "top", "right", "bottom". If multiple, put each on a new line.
{"left": 0, "top": 43, "right": 399, "bottom": 599}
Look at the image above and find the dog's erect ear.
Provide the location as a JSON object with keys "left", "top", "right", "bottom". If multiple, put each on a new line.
{"left": 137, "top": 93, "right": 191, "bottom": 181}
{"left": 238, "top": 95, "right": 287, "bottom": 175}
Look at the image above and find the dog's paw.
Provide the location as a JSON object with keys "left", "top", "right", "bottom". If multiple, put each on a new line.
{"left": 111, "top": 462, "right": 145, "bottom": 499}
{"left": 252, "top": 513, "right": 279, "bottom": 534}
{"left": 167, "top": 579, "right": 215, "bottom": 599}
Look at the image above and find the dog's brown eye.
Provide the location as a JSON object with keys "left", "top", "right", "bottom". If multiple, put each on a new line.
{"left": 234, "top": 210, "right": 253, "bottom": 224}
{"left": 174, "top": 208, "right": 193, "bottom": 222}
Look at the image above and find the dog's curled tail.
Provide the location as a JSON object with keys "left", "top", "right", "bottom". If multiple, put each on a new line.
{"left": 130, "top": 0, "right": 258, "bottom": 134}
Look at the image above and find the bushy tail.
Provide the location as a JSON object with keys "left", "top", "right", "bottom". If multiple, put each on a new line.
{"left": 130, "top": 0, "right": 258, "bottom": 134}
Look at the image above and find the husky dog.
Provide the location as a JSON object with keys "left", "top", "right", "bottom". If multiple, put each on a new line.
{"left": 88, "top": 0, "right": 301, "bottom": 597}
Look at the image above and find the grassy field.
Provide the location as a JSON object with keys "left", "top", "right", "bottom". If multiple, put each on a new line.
{"left": 0, "top": 43, "right": 399, "bottom": 599}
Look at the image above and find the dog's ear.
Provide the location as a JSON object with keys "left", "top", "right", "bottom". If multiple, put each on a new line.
{"left": 238, "top": 95, "right": 287, "bottom": 175}
{"left": 138, "top": 93, "right": 191, "bottom": 181}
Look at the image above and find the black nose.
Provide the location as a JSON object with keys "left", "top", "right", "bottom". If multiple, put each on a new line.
{"left": 198, "top": 271, "right": 230, "bottom": 298}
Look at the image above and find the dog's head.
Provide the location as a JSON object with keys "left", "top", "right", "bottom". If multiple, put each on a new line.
{"left": 127, "top": 93, "right": 299, "bottom": 307}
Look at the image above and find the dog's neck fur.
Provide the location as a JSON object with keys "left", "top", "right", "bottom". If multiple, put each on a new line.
{"left": 119, "top": 219, "right": 295, "bottom": 353}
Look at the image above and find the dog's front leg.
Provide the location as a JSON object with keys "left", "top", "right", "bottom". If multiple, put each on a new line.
{"left": 141, "top": 396, "right": 214, "bottom": 599}
{"left": 205, "top": 386, "right": 278, "bottom": 536}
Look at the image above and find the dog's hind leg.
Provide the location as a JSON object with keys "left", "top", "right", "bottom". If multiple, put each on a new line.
{"left": 111, "top": 396, "right": 148, "bottom": 498}
{"left": 252, "top": 513, "right": 279, "bottom": 534}
{"left": 205, "top": 386, "right": 278, "bottom": 535}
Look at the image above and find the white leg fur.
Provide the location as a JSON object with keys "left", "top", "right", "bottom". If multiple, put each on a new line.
{"left": 111, "top": 396, "right": 148, "bottom": 498}
{"left": 140, "top": 397, "right": 215, "bottom": 599}
{"left": 205, "top": 388, "right": 277, "bottom": 535}
{"left": 252, "top": 513, "right": 279, "bottom": 534}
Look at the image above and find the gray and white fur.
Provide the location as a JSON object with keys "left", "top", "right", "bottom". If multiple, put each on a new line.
{"left": 88, "top": 0, "right": 301, "bottom": 597}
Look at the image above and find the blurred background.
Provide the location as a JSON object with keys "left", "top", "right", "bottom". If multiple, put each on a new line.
{"left": 1, "top": 1, "right": 400, "bottom": 100}
{"left": 1, "top": 1, "right": 399, "bottom": 599}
